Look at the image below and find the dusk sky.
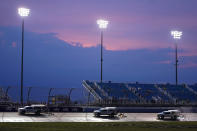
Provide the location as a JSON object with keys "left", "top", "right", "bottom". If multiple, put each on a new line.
{"left": 0, "top": 0, "right": 197, "bottom": 101}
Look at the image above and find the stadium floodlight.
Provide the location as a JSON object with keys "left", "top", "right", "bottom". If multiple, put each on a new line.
{"left": 171, "top": 30, "right": 182, "bottom": 40}
{"left": 18, "top": 8, "right": 30, "bottom": 17}
{"left": 97, "top": 19, "right": 109, "bottom": 83}
{"left": 18, "top": 7, "right": 30, "bottom": 105}
{"left": 170, "top": 30, "right": 182, "bottom": 86}
{"left": 97, "top": 19, "right": 109, "bottom": 29}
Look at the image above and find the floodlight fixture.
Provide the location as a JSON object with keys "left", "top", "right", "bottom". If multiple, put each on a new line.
{"left": 171, "top": 30, "right": 182, "bottom": 40}
{"left": 97, "top": 19, "right": 109, "bottom": 83}
{"left": 18, "top": 7, "right": 30, "bottom": 105}
{"left": 18, "top": 8, "right": 30, "bottom": 17}
{"left": 97, "top": 19, "right": 109, "bottom": 29}
{"left": 170, "top": 30, "right": 182, "bottom": 86}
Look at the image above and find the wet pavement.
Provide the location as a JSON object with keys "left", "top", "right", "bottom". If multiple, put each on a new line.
{"left": 0, "top": 112, "right": 197, "bottom": 122}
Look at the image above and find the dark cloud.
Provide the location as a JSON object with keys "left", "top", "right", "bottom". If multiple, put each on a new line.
{"left": 0, "top": 26, "right": 197, "bottom": 101}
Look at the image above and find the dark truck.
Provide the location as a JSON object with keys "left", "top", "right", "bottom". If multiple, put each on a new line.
{"left": 93, "top": 107, "right": 118, "bottom": 117}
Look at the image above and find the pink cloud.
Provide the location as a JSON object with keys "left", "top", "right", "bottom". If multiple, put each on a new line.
{"left": 11, "top": 41, "right": 16, "bottom": 48}
{"left": 2, "top": 0, "right": 195, "bottom": 57}
{"left": 157, "top": 60, "right": 172, "bottom": 64}
{"left": 180, "top": 62, "right": 197, "bottom": 68}
{"left": 18, "top": 1, "right": 196, "bottom": 55}
{"left": 179, "top": 47, "right": 197, "bottom": 57}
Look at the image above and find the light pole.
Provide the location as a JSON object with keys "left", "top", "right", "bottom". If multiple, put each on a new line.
{"left": 18, "top": 7, "right": 30, "bottom": 105}
{"left": 171, "top": 30, "right": 182, "bottom": 86}
{"left": 97, "top": 19, "right": 109, "bottom": 83}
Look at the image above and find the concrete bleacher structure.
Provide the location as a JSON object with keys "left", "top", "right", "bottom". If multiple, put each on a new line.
{"left": 127, "top": 83, "right": 170, "bottom": 103}
{"left": 83, "top": 80, "right": 197, "bottom": 105}
{"left": 188, "top": 84, "right": 197, "bottom": 92}
{"left": 157, "top": 84, "right": 197, "bottom": 104}
{"left": 97, "top": 82, "right": 139, "bottom": 101}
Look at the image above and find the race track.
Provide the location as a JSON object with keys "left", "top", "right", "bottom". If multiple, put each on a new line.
{"left": 0, "top": 112, "right": 197, "bottom": 122}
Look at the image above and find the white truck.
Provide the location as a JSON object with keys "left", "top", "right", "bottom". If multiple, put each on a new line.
{"left": 18, "top": 104, "right": 46, "bottom": 115}
{"left": 157, "top": 110, "right": 181, "bottom": 120}
{"left": 93, "top": 107, "right": 118, "bottom": 117}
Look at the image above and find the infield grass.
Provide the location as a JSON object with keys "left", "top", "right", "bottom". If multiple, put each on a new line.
{"left": 0, "top": 122, "right": 197, "bottom": 131}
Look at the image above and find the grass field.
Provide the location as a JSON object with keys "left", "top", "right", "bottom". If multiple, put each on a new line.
{"left": 0, "top": 122, "right": 197, "bottom": 131}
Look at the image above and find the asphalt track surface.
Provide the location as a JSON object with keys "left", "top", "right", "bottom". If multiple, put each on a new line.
{"left": 0, "top": 112, "right": 197, "bottom": 122}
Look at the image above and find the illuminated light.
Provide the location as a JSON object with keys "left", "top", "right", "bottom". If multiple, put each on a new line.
{"left": 18, "top": 8, "right": 30, "bottom": 17}
{"left": 97, "top": 19, "right": 109, "bottom": 29}
{"left": 171, "top": 30, "right": 182, "bottom": 39}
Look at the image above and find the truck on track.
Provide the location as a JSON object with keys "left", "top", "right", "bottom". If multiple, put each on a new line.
{"left": 157, "top": 110, "right": 181, "bottom": 120}
{"left": 93, "top": 107, "right": 118, "bottom": 117}
{"left": 18, "top": 104, "right": 47, "bottom": 115}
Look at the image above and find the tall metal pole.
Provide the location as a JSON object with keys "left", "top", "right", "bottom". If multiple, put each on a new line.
{"left": 100, "top": 31, "right": 103, "bottom": 83}
{"left": 21, "top": 18, "right": 24, "bottom": 105}
{"left": 175, "top": 43, "right": 178, "bottom": 86}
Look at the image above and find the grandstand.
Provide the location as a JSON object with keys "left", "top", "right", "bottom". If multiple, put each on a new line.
{"left": 127, "top": 83, "right": 171, "bottom": 104}
{"left": 83, "top": 80, "right": 197, "bottom": 106}
{"left": 157, "top": 84, "right": 197, "bottom": 104}
{"left": 188, "top": 84, "right": 197, "bottom": 93}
